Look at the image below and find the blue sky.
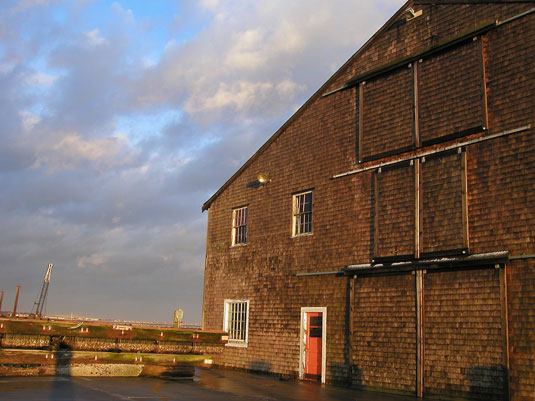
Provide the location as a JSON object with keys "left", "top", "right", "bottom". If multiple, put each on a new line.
{"left": 0, "top": 0, "right": 405, "bottom": 323}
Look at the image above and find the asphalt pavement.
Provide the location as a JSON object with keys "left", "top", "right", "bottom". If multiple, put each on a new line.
{"left": 0, "top": 368, "right": 433, "bottom": 401}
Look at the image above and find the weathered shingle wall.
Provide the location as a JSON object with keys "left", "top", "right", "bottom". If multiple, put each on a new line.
{"left": 424, "top": 268, "right": 504, "bottom": 400}
{"left": 421, "top": 151, "right": 464, "bottom": 254}
{"left": 353, "top": 274, "right": 417, "bottom": 392}
{"left": 375, "top": 164, "right": 415, "bottom": 258}
{"left": 360, "top": 67, "right": 414, "bottom": 159}
{"left": 203, "top": 2, "right": 535, "bottom": 399}
{"left": 419, "top": 40, "right": 484, "bottom": 143}
{"left": 507, "top": 259, "right": 535, "bottom": 401}
{"left": 203, "top": 87, "right": 359, "bottom": 384}
{"left": 486, "top": 13, "right": 534, "bottom": 132}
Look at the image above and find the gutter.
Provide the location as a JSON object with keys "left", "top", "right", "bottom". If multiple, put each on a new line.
{"left": 344, "top": 251, "right": 509, "bottom": 276}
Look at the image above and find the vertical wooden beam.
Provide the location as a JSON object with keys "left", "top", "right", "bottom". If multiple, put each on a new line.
{"left": 499, "top": 265, "right": 510, "bottom": 401}
{"left": 373, "top": 170, "right": 380, "bottom": 259}
{"left": 461, "top": 149, "right": 470, "bottom": 251}
{"left": 414, "top": 159, "right": 421, "bottom": 259}
{"left": 478, "top": 36, "right": 489, "bottom": 130}
{"left": 413, "top": 61, "right": 421, "bottom": 147}
{"left": 416, "top": 270, "right": 425, "bottom": 398}
{"left": 349, "top": 275, "right": 356, "bottom": 385}
{"left": 201, "top": 209, "right": 211, "bottom": 331}
{"left": 358, "top": 82, "right": 364, "bottom": 163}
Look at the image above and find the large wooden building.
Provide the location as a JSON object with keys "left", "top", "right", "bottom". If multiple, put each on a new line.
{"left": 201, "top": 2, "right": 535, "bottom": 400}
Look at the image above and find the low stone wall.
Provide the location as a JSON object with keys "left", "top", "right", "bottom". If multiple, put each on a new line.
{"left": 1, "top": 334, "right": 50, "bottom": 348}
{"left": 0, "top": 333, "right": 224, "bottom": 355}
{"left": 0, "top": 319, "right": 226, "bottom": 377}
{"left": 0, "top": 349, "right": 203, "bottom": 377}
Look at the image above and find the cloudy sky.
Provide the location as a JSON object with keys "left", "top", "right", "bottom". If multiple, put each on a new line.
{"left": 0, "top": 0, "right": 405, "bottom": 323}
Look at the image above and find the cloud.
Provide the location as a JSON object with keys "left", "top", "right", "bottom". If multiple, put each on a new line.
{"left": 9, "top": 0, "right": 54, "bottom": 15}
{"left": 24, "top": 71, "right": 57, "bottom": 86}
{"left": 19, "top": 111, "right": 41, "bottom": 131}
{"left": 33, "top": 133, "right": 139, "bottom": 171}
{"left": 77, "top": 254, "right": 108, "bottom": 268}
{"left": 0, "top": 0, "right": 405, "bottom": 322}
{"left": 85, "top": 29, "right": 108, "bottom": 46}
{"left": 130, "top": 0, "right": 399, "bottom": 127}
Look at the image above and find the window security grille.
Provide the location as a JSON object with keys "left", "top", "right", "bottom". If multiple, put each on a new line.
{"left": 225, "top": 300, "right": 248, "bottom": 342}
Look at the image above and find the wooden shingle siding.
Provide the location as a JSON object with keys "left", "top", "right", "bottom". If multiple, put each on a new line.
{"left": 205, "top": 274, "right": 350, "bottom": 384}
{"left": 360, "top": 67, "right": 414, "bottom": 160}
{"left": 424, "top": 268, "right": 504, "bottom": 400}
{"left": 353, "top": 274, "right": 416, "bottom": 392}
{"left": 202, "top": 2, "right": 535, "bottom": 399}
{"left": 468, "top": 130, "right": 535, "bottom": 256}
{"left": 507, "top": 260, "right": 535, "bottom": 401}
{"left": 486, "top": 13, "right": 534, "bottom": 132}
{"left": 419, "top": 40, "right": 484, "bottom": 144}
{"left": 421, "top": 151, "right": 464, "bottom": 254}
{"left": 326, "top": 4, "right": 530, "bottom": 96}
{"left": 375, "top": 164, "right": 415, "bottom": 258}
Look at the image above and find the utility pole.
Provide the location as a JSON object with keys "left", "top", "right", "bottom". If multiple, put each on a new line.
{"left": 12, "top": 285, "right": 20, "bottom": 317}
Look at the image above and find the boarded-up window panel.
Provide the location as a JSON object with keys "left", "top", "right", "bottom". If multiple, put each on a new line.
{"left": 421, "top": 152, "right": 464, "bottom": 254}
{"left": 486, "top": 15, "right": 535, "bottom": 131}
{"left": 360, "top": 67, "right": 414, "bottom": 160}
{"left": 353, "top": 274, "right": 416, "bottom": 392}
{"left": 419, "top": 41, "right": 483, "bottom": 145}
{"left": 424, "top": 269, "right": 504, "bottom": 400}
{"left": 375, "top": 164, "right": 415, "bottom": 258}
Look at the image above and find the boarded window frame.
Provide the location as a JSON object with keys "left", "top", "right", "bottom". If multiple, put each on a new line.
{"left": 417, "top": 38, "right": 487, "bottom": 147}
{"left": 373, "top": 161, "right": 416, "bottom": 261}
{"left": 420, "top": 148, "right": 468, "bottom": 257}
{"left": 358, "top": 64, "right": 416, "bottom": 163}
{"left": 353, "top": 30, "right": 489, "bottom": 163}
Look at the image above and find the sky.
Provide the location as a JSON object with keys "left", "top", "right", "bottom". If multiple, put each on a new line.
{"left": 0, "top": 0, "right": 405, "bottom": 323}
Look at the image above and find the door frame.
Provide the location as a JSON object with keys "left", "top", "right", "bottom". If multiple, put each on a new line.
{"left": 299, "top": 307, "right": 327, "bottom": 383}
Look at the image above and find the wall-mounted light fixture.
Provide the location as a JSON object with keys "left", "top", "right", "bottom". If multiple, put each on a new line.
{"left": 402, "top": 8, "right": 422, "bottom": 21}
{"left": 257, "top": 173, "right": 271, "bottom": 184}
{"left": 246, "top": 173, "right": 271, "bottom": 188}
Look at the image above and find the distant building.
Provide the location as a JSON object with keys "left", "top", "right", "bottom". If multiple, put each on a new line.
{"left": 201, "top": 2, "right": 535, "bottom": 400}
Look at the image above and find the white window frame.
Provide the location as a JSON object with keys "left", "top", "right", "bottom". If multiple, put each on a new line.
{"left": 231, "top": 206, "right": 248, "bottom": 246}
{"left": 223, "top": 299, "right": 249, "bottom": 347}
{"left": 292, "top": 190, "right": 313, "bottom": 237}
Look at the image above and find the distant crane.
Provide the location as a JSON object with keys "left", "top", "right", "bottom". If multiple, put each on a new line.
{"left": 32, "top": 263, "right": 53, "bottom": 318}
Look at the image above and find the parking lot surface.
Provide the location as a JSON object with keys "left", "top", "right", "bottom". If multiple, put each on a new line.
{"left": 0, "top": 368, "right": 434, "bottom": 401}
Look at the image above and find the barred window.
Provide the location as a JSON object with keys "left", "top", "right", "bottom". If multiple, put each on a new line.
{"left": 293, "top": 191, "right": 313, "bottom": 236}
{"left": 223, "top": 299, "right": 249, "bottom": 345}
{"left": 232, "top": 206, "right": 248, "bottom": 245}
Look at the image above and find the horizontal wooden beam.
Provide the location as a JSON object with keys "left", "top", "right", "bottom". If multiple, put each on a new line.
{"left": 332, "top": 125, "right": 531, "bottom": 179}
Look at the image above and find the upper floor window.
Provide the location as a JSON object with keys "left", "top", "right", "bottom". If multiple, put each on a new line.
{"left": 232, "top": 206, "right": 248, "bottom": 245}
{"left": 223, "top": 299, "right": 249, "bottom": 346}
{"left": 292, "top": 191, "right": 313, "bottom": 236}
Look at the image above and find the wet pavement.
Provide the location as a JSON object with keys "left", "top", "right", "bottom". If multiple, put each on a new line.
{"left": 0, "top": 368, "right": 434, "bottom": 400}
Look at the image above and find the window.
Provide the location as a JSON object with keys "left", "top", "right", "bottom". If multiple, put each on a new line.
{"left": 232, "top": 206, "right": 248, "bottom": 245}
{"left": 223, "top": 299, "right": 249, "bottom": 346}
{"left": 293, "top": 191, "right": 313, "bottom": 236}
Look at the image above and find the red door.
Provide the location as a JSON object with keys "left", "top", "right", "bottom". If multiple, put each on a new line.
{"left": 305, "top": 312, "right": 322, "bottom": 381}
